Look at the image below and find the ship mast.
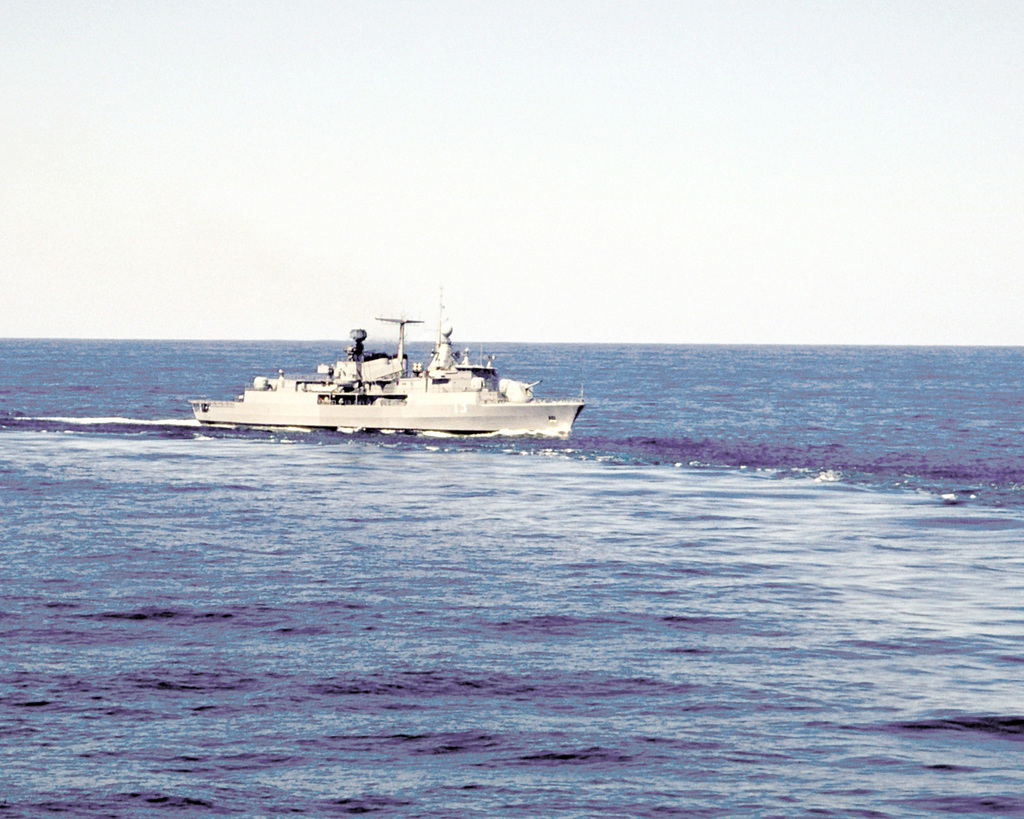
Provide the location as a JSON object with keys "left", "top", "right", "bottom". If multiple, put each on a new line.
{"left": 375, "top": 316, "right": 423, "bottom": 375}
{"left": 435, "top": 287, "right": 445, "bottom": 349}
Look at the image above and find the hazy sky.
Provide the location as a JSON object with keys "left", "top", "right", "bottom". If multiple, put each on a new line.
{"left": 3, "top": 1, "right": 1022, "bottom": 343}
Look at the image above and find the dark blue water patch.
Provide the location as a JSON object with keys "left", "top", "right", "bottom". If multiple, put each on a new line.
{"left": 664, "top": 646, "right": 716, "bottom": 656}
{"left": 1, "top": 669, "right": 260, "bottom": 707}
{"left": 307, "top": 669, "right": 702, "bottom": 703}
{"left": 662, "top": 615, "right": 741, "bottom": 634}
{"left": 81, "top": 607, "right": 246, "bottom": 622}
{"left": 900, "top": 794, "right": 1024, "bottom": 815}
{"left": 304, "top": 731, "right": 726, "bottom": 773}
{"left": 886, "top": 715, "right": 1024, "bottom": 739}
{"left": 924, "top": 763, "right": 979, "bottom": 773}
{"left": 127, "top": 671, "right": 259, "bottom": 694}
{"left": 791, "top": 806, "right": 894, "bottom": 819}
{"left": 375, "top": 731, "right": 504, "bottom": 756}
{"left": 905, "top": 516, "right": 1024, "bottom": 531}
{"left": 100, "top": 609, "right": 182, "bottom": 620}
{"left": 11, "top": 792, "right": 230, "bottom": 818}
{"left": 81, "top": 601, "right": 365, "bottom": 622}
{"left": 515, "top": 745, "right": 634, "bottom": 765}
{"left": 487, "top": 613, "right": 630, "bottom": 637}
{"left": 328, "top": 794, "right": 415, "bottom": 814}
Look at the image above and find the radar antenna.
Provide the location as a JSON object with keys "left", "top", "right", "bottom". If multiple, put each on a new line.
{"left": 376, "top": 315, "right": 424, "bottom": 375}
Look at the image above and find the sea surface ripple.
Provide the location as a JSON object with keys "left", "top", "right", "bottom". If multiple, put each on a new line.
{"left": 1, "top": 340, "right": 1023, "bottom": 817}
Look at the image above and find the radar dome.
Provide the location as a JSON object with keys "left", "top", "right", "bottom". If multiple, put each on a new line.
{"left": 350, "top": 328, "right": 367, "bottom": 342}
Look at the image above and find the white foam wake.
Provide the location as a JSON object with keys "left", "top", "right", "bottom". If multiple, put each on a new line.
{"left": 417, "top": 428, "right": 569, "bottom": 439}
{"left": 30, "top": 416, "right": 200, "bottom": 427}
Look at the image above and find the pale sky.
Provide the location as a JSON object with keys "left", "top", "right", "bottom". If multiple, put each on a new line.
{"left": 2, "top": 1, "right": 1022, "bottom": 343}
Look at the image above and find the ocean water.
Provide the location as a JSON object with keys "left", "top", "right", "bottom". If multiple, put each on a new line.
{"left": 2, "top": 340, "right": 1023, "bottom": 817}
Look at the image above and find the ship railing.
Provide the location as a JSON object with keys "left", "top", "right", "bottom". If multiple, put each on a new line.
{"left": 478, "top": 395, "right": 584, "bottom": 405}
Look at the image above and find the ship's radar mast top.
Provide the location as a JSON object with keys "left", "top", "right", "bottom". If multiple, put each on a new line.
{"left": 435, "top": 287, "right": 445, "bottom": 349}
{"left": 375, "top": 316, "right": 424, "bottom": 374}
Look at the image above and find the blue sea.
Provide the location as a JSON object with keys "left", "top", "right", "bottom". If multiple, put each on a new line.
{"left": 2, "top": 340, "right": 1023, "bottom": 817}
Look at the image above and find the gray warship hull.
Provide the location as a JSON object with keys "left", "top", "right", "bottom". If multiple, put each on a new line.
{"left": 190, "top": 314, "right": 584, "bottom": 436}
{"left": 192, "top": 389, "right": 583, "bottom": 435}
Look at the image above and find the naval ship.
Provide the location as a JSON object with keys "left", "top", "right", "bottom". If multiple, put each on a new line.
{"left": 190, "top": 316, "right": 585, "bottom": 435}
